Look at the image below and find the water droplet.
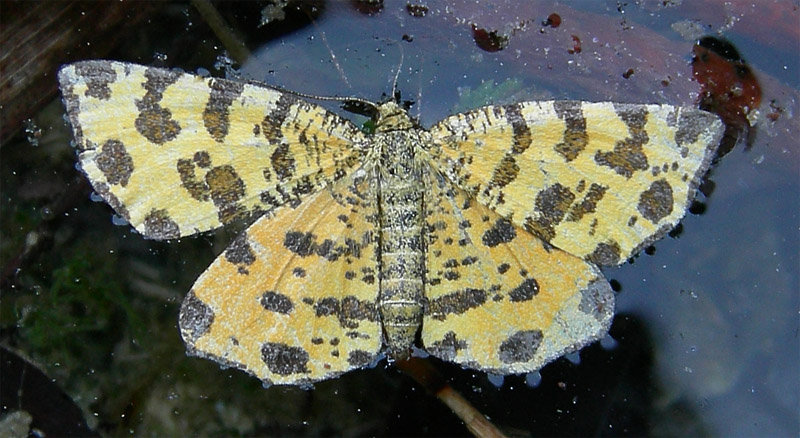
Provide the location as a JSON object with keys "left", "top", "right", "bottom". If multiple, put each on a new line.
{"left": 112, "top": 214, "right": 129, "bottom": 226}
{"left": 487, "top": 373, "right": 504, "bottom": 387}
{"left": 601, "top": 334, "right": 618, "bottom": 350}
{"left": 525, "top": 371, "right": 542, "bottom": 388}
{"left": 565, "top": 351, "right": 581, "bottom": 364}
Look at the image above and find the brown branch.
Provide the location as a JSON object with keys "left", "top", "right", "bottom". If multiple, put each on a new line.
{"left": 396, "top": 357, "right": 507, "bottom": 438}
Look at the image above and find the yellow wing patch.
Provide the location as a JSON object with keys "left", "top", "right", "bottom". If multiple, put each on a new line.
{"left": 58, "top": 60, "right": 723, "bottom": 385}
{"left": 179, "top": 173, "right": 382, "bottom": 385}
{"left": 430, "top": 101, "right": 723, "bottom": 265}
{"left": 58, "top": 61, "right": 364, "bottom": 239}
{"left": 422, "top": 171, "right": 612, "bottom": 374}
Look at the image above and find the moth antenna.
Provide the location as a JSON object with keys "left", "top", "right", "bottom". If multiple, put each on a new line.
{"left": 414, "top": 55, "right": 425, "bottom": 120}
{"left": 322, "top": 29, "right": 353, "bottom": 89}
{"left": 264, "top": 84, "right": 380, "bottom": 114}
{"left": 390, "top": 44, "right": 405, "bottom": 102}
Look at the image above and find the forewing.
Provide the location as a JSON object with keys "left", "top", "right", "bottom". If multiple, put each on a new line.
{"left": 178, "top": 172, "right": 382, "bottom": 385}
{"left": 58, "top": 60, "right": 365, "bottom": 239}
{"left": 430, "top": 101, "right": 723, "bottom": 265}
{"left": 422, "top": 171, "right": 614, "bottom": 374}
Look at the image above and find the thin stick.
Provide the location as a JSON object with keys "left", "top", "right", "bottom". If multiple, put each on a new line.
{"left": 191, "top": 0, "right": 251, "bottom": 65}
{"left": 396, "top": 357, "right": 507, "bottom": 438}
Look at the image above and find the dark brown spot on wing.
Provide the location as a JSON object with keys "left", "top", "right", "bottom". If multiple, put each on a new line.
{"left": 347, "top": 350, "right": 375, "bottom": 367}
{"left": 309, "top": 296, "right": 378, "bottom": 329}
{"left": 203, "top": 78, "right": 245, "bottom": 142}
{"left": 587, "top": 240, "right": 621, "bottom": 266}
{"left": 508, "top": 278, "right": 539, "bottom": 302}
{"left": 505, "top": 104, "right": 532, "bottom": 154}
{"left": 194, "top": 151, "right": 211, "bottom": 168}
{"left": 637, "top": 179, "right": 674, "bottom": 224}
{"left": 283, "top": 230, "right": 369, "bottom": 262}
{"left": 206, "top": 165, "right": 247, "bottom": 224}
{"left": 135, "top": 105, "right": 181, "bottom": 144}
{"left": 142, "top": 66, "right": 182, "bottom": 98}
{"left": 261, "top": 94, "right": 297, "bottom": 143}
{"left": 261, "top": 342, "right": 309, "bottom": 375}
{"left": 482, "top": 218, "right": 516, "bottom": 247}
{"left": 675, "top": 108, "right": 713, "bottom": 147}
{"left": 553, "top": 101, "right": 588, "bottom": 161}
{"left": 284, "top": 231, "right": 315, "bottom": 256}
{"left": 594, "top": 106, "right": 649, "bottom": 178}
{"left": 578, "top": 279, "right": 614, "bottom": 322}
{"left": 179, "top": 290, "right": 215, "bottom": 342}
{"left": 260, "top": 291, "right": 294, "bottom": 314}
{"left": 95, "top": 139, "right": 134, "bottom": 187}
{"left": 461, "top": 255, "right": 478, "bottom": 265}
{"left": 498, "top": 330, "right": 543, "bottom": 364}
{"left": 270, "top": 143, "right": 296, "bottom": 181}
{"left": 143, "top": 208, "right": 180, "bottom": 239}
{"left": 75, "top": 61, "right": 117, "bottom": 100}
{"left": 177, "top": 157, "right": 210, "bottom": 201}
{"left": 426, "top": 288, "right": 487, "bottom": 321}
{"left": 443, "top": 270, "right": 460, "bottom": 281}
{"left": 93, "top": 182, "right": 130, "bottom": 221}
{"left": 341, "top": 296, "right": 378, "bottom": 323}
{"left": 487, "top": 155, "right": 519, "bottom": 189}
{"left": 134, "top": 67, "right": 183, "bottom": 144}
{"left": 225, "top": 232, "right": 255, "bottom": 272}
{"left": 426, "top": 331, "right": 468, "bottom": 361}
{"left": 567, "top": 183, "right": 607, "bottom": 221}
{"left": 524, "top": 183, "right": 575, "bottom": 242}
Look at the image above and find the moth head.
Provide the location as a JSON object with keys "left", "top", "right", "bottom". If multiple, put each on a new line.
{"left": 374, "top": 101, "right": 416, "bottom": 132}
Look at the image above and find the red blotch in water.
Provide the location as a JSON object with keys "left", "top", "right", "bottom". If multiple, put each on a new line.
{"left": 766, "top": 100, "right": 784, "bottom": 122}
{"left": 568, "top": 35, "right": 582, "bottom": 54}
{"left": 471, "top": 25, "right": 509, "bottom": 52}
{"left": 622, "top": 68, "right": 635, "bottom": 79}
{"left": 692, "top": 36, "right": 762, "bottom": 154}
{"left": 543, "top": 13, "right": 561, "bottom": 28}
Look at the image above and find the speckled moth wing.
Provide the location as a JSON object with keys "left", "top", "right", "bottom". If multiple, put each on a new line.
{"left": 179, "top": 172, "right": 383, "bottom": 385}
{"left": 58, "top": 60, "right": 365, "bottom": 239}
{"left": 421, "top": 170, "right": 614, "bottom": 374}
{"left": 430, "top": 101, "right": 723, "bottom": 266}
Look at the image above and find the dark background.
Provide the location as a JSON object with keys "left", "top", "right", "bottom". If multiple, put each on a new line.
{"left": 1, "top": 1, "right": 798, "bottom": 436}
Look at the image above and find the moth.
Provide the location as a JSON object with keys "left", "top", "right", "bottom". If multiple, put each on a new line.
{"left": 58, "top": 60, "right": 722, "bottom": 385}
